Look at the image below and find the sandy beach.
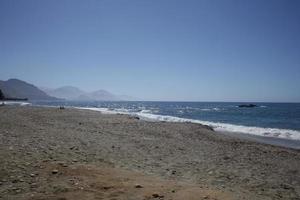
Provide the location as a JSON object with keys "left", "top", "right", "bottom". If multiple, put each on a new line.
{"left": 1, "top": 106, "right": 300, "bottom": 200}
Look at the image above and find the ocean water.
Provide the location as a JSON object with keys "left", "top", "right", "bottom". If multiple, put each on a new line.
{"left": 30, "top": 101, "right": 300, "bottom": 142}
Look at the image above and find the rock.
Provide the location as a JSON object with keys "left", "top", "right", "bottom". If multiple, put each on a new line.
{"left": 238, "top": 104, "right": 257, "bottom": 108}
{"left": 30, "top": 173, "right": 35, "bottom": 177}
{"left": 152, "top": 193, "right": 160, "bottom": 198}
{"left": 203, "top": 125, "right": 214, "bottom": 131}
{"left": 223, "top": 156, "right": 230, "bottom": 160}
{"left": 52, "top": 169, "right": 59, "bottom": 174}
{"left": 151, "top": 193, "right": 164, "bottom": 198}
{"left": 59, "top": 106, "right": 65, "bottom": 110}
{"left": 58, "top": 162, "right": 68, "bottom": 167}
{"left": 135, "top": 184, "right": 143, "bottom": 188}
{"left": 102, "top": 186, "right": 113, "bottom": 190}
{"left": 281, "top": 183, "right": 293, "bottom": 190}
{"left": 30, "top": 183, "right": 37, "bottom": 188}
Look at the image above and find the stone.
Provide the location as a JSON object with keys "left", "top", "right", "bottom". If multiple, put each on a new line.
{"left": 152, "top": 193, "right": 160, "bottom": 198}
{"left": 135, "top": 184, "right": 143, "bottom": 188}
{"left": 238, "top": 104, "right": 257, "bottom": 108}
{"left": 52, "top": 169, "right": 59, "bottom": 174}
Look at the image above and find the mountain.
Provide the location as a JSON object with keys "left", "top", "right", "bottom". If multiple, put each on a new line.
{"left": 117, "top": 95, "right": 140, "bottom": 101}
{"left": 88, "top": 90, "right": 120, "bottom": 101}
{"left": 0, "top": 79, "right": 58, "bottom": 100}
{"left": 42, "top": 86, "right": 86, "bottom": 100}
{"left": 42, "top": 86, "right": 137, "bottom": 101}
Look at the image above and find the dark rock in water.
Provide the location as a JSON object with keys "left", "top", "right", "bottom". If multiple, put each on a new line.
{"left": 238, "top": 104, "right": 257, "bottom": 108}
{"left": 59, "top": 106, "right": 65, "bottom": 110}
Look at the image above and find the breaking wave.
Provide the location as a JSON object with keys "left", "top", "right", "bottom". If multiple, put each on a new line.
{"left": 75, "top": 107, "right": 300, "bottom": 141}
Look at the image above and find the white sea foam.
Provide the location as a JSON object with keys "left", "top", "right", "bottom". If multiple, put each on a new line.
{"left": 200, "top": 108, "right": 211, "bottom": 111}
{"left": 1, "top": 101, "right": 31, "bottom": 106}
{"left": 140, "top": 109, "right": 152, "bottom": 113}
{"left": 75, "top": 106, "right": 300, "bottom": 141}
{"left": 200, "top": 107, "right": 222, "bottom": 111}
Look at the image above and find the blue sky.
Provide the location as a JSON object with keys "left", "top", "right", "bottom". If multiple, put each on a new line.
{"left": 0, "top": 0, "right": 299, "bottom": 102}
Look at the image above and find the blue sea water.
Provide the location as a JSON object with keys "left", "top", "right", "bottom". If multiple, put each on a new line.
{"left": 31, "top": 101, "right": 300, "bottom": 141}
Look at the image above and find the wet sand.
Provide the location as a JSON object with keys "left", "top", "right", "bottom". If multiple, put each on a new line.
{"left": 220, "top": 131, "right": 300, "bottom": 150}
{"left": 0, "top": 106, "right": 300, "bottom": 199}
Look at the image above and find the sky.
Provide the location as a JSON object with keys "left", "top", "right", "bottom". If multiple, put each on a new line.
{"left": 0, "top": 0, "right": 300, "bottom": 102}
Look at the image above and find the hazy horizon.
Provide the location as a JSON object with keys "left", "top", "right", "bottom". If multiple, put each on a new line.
{"left": 1, "top": 0, "right": 300, "bottom": 102}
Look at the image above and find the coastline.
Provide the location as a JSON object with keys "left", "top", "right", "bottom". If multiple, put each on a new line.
{"left": 74, "top": 105, "right": 300, "bottom": 149}
{"left": 1, "top": 106, "right": 300, "bottom": 199}
{"left": 220, "top": 131, "right": 300, "bottom": 150}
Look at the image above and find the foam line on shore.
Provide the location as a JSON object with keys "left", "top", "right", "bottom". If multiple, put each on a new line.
{"left": 75, "top": 107, "right": 300, "bottom": 141}
{"left": 1, "top": 101, "right": 31, "bottom": 106}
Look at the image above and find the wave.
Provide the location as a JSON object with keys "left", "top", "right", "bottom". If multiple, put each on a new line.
{"left": 75, "top": 106, "right": 300, "bottom": 141}
{"left": 1, "top": 101, "right": 31, "bottom": 106}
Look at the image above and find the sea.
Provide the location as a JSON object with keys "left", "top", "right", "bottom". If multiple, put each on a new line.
{"left": 8, "top": 101, "right": 300, "bottom": 148}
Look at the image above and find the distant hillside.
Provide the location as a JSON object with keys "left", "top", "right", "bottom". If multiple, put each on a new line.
{"left": 42, "top": 86, "right": 86, "bottom": 100}
{"left": 0, "top": 79, "right": 58, "bottom": 100}
{"left": 42, "top": 86, "right": 138, "bottom": 101}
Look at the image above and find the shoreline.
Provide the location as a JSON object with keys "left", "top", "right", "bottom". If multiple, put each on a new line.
{"left": 2, "top": 101, "right": 300, "bottom": 145}
{"left": 71, "top": 105, "right": 300, "bottom": 150}
{"left": 220, "top": 131, "right": 300, "bottom": 150}
{"left": 1, "top": 106, "right": 300, "bottom": 199}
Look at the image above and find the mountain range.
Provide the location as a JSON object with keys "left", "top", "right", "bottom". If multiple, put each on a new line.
{"left": 41, "top": 86, "right": 137, "bottom": 101}
{"left": 0, "top": 79, "right": 58, "bottom": 100}
{"left": 0, "top": 78, "right": 137, "bottom": 101}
